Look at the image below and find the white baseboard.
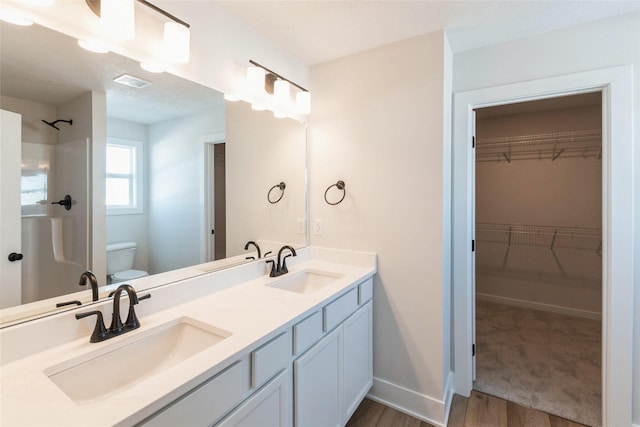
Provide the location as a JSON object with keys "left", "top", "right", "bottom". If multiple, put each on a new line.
{"left": 476, "top": 293, "right": 602, "bottom": 321}
{"left": 367, "top": 373, "right": 454, "bottom": 427}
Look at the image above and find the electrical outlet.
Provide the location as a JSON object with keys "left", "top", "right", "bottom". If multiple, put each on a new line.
{"left": 313, "top": 219, "right": 323, "bottom": 236}
{"left": 297, "top": 218, "right": 305, "bottom": 234}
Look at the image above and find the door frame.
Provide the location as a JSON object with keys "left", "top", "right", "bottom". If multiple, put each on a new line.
{"left": 452, "top": 65, "right": 634, "bottom": 427}
{"left": 199, "top": 132, "right": 225, "bottom": 263}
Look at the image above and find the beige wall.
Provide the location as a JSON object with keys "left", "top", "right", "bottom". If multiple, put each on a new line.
{"left": 106, "top": 117, "right": 150, "bottom": 273}
{"left": 309, "top": 30, "right": 452, "bottom": 424}
{"left": 226, "top": 101, "right": 307, "bottom": 258}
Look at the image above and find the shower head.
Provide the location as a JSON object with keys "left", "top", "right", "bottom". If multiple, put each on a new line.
{"left": 42, "top": 119, "right": 73, "bottom": 130}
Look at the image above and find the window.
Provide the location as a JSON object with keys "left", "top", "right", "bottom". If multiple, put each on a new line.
{"left": 106, "top": 138, "right": 143, "bottom": 215}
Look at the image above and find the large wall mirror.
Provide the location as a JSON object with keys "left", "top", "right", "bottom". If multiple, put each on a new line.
{"left": 0, "top": 21, "right": 308, "bottom": 327}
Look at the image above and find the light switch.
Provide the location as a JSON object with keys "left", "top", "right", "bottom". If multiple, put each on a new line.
{"left": 297, "top": 218, "right": 305, "bottom": 234}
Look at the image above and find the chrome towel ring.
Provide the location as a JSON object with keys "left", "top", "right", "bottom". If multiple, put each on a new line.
{"left": 268, "top": 182, "right": 286, "bottom": 204}
{"left": 324, "top": 180, "right": 346, "bottom": 205}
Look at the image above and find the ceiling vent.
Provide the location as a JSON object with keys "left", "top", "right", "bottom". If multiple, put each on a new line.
{"left": 113, "top": 74, "right": 151, "bottom": 89}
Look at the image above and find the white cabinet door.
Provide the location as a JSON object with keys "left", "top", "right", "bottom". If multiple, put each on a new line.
{"left": 342, "top": 301, "right": 373, "bottom": 422}
{"left": 218, "top": 368, "right": 292, "bottom": 427}
{"left": 142, "top": 358, "right": 250, "bottom": 427}
{"left": 294, "top": 327, "right": 342, "bottom": 427}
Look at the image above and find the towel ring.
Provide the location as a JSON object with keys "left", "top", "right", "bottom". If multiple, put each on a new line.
{"left": 268, "top": 182, "right": 286, "bottom": 204}
{"left": 324, "top": 180, "right": 346, "bottom": 205}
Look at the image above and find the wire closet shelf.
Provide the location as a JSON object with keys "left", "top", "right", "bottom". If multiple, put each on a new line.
{"left": 476, "top": 222, "right": 602, "bottom": 254}
{"left": 475, "top": 129, "right": 601, "bottom": 163}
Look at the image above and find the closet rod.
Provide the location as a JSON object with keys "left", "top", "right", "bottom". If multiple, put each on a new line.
{"left": 476, "top": 129, "right": 601, "bottom": 148}
{"left": 476, "top": 222, "right": 601, "bottom": 252}
{"left": 476, "top": 129, "right": 601, "bottom": 163}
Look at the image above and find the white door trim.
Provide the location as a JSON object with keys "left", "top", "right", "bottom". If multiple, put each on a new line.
{"left": 451, "top": 65, "right": 634, "bottom": 427}
{"left": 199, "top": 132, "right": 226, "bottom": 263}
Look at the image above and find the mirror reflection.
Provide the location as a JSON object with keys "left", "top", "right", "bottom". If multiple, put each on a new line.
{"left": 0, "top": 21, "right": 307, "bottom": 326}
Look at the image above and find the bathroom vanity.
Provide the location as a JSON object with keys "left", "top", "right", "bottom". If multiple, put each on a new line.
{"left": 0, "top": 247, "right": 376, "bottom": 427}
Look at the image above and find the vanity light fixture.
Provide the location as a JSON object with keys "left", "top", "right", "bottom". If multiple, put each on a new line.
{"left": 85, "top": 0, "right": 191, "bottom": 63}
{"left": 228, "top": 60, "right": 311, "bottom": 118}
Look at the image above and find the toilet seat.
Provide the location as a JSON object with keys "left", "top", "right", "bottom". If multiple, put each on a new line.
{"left": 112, "top": 269, "right": 148, "bottom": 281}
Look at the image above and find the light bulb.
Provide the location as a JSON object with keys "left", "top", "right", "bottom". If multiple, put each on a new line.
{"left": 296, "top": 91, "right": 311, "bottom": 115}
{"left": 246, "top": 66, "right": 266, "bottom": 95}
{"left": 164, "top": 21, "right": 190, "bottom": 63}
{"left": 274, "top": 80, "right": 291, "bottom": 107}
{"left": 101, "top": 0, "right": 135, "bottom": 41}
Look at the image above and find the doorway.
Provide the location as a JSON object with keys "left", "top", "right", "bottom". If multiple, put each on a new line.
{"left": 452, "top": 66, "right": 635, "bottom": 427}
{"left": 473, "top": 93, "right": 602, "bottom": 426}
{"left": 204, "top": 140, "right": 226, "bottom": 262}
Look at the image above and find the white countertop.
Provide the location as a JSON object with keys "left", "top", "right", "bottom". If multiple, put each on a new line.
{"left": 0, "top": 248, "right": 376, "bottom": 426}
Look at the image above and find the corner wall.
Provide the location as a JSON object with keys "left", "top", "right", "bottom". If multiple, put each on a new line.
{"left": 309, "top": 30, "right": 453, "bottom": 425}
{"left": 106, "top": 117, "right": 150, "bottom": 273}
{"left": 453, "top": 12, "right": 640, "bottom": 424}
{"left": 147, "top": 108, "right": 224, "bottom": 274}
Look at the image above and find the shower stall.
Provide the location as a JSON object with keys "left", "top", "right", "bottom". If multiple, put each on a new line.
{"left": 20, "top": 138, "right": 90, "bottom": 304}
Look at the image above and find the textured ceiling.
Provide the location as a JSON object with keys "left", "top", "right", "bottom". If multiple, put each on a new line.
{"left": 0, "top": 22, "right": 223, "bottom": 124}
{"left": 216, "top": 1, "right": 640, "bottom": 65}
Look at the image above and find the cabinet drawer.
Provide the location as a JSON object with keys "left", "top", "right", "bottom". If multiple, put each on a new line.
{"left": 358, "top": 279, "right": 373, "bottom": 304}
{"left": 293, "top": 311, "right": 322, "bottom": 356}
{"left": 251, "top": 331, "right": 290, "bottom": 389}
{"left": 143, "top": 358, "right": 249, "bottom": 426}
{"left": 323, "top": 288, "right": 358, "bottom": 332}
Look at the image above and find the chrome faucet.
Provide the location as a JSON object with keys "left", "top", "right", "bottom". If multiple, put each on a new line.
{"left": 75, "top": 284, "right": 150, "bottom": 343}
{"left": 267, "top": 245, "right": 297, "bottom": 277}
{"left": 244, "top": 240, "right": 262, "bottom": 260}
{"left": 79, "top": 271, "right": 99, "bottom": 301}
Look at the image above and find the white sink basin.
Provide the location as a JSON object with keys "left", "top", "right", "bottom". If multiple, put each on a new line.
{"left": 267, "top": 269, "right": 345, "bottom": 294}
{"left": 46, "top": 317, "right": 230, "bottom": 404}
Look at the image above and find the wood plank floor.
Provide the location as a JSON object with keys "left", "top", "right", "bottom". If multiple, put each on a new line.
{"left": 346, "top": 391, "right": 588, "bottom": 427}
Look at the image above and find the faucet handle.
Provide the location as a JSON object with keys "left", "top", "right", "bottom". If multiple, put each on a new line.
{"left": 266, "top": 259, "right": 277, "bottom": 277}
{"left": 281, "top": 254, "right": 293, "bottom": 274}
{"left": 76, "top": 310, "right": 109, "bottom": 343}
{"left": 125, "top": 293, "right": 150, "bottom": 330}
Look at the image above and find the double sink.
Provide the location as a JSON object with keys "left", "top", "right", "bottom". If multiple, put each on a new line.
{"left": 45, "top": 268, "right": 344, "bottom": 404}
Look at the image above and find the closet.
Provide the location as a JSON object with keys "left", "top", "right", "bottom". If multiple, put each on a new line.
{"left": 473, "top": 93, "right": 602, "bottom": 427}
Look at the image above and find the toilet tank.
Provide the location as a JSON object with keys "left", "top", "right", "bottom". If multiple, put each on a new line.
{"left": 106, "top": 242, "right": 137, "bottom": 275}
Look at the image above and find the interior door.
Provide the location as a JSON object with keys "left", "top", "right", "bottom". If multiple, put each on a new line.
{"left": 206, "top": 142, "right": 216, "bottom": 261}
{"left": 471, "top": 109, "right": 477, "bottom": 381}
{"left": 0, "top": 109, "right": 22, "bottom": 308}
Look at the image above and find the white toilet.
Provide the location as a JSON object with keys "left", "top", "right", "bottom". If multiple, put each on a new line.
{"left": 106, "top": 242, "right": 148, "bottom": 283}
